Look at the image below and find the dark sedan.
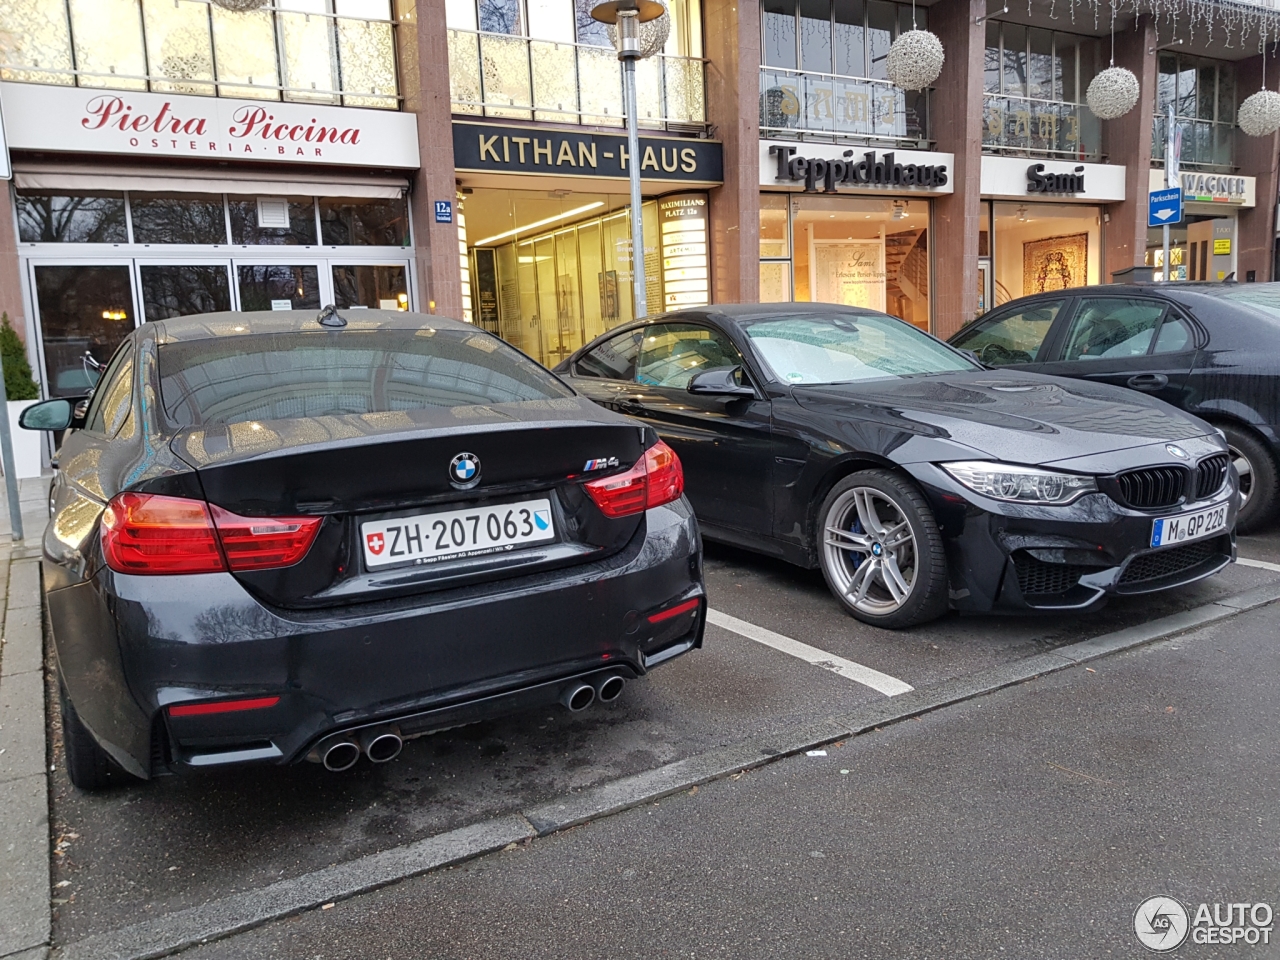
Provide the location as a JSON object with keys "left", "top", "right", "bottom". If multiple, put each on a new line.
{"left": 556, "top": 304, "right": 1237, "bottom": 629}
{"left": 949, "top": 282, "right": 1280, "bottom": 531}
{"left": 22, "top": 309, "right": 704, "bottom": 790}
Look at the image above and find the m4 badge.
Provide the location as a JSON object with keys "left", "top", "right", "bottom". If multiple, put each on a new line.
{"left": 583, "top": 457, "right": 620, "bottom": 472}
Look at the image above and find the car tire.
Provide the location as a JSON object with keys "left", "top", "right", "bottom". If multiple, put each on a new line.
{"left": 1219, "top": 424, "right": 1279, "bottom": 533}
{"left": 60, "top": 680, "right": 119, "bottom": 791}
{"left": 816, "top": 469, "right": 949, "bottom": 629}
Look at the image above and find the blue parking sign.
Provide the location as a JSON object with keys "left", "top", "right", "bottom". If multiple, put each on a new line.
{"left": 1148, "top": 188, "right": 1182, "bottom": 228}
{"left": 434, "top": 200, "right": 453, "bottom": 224}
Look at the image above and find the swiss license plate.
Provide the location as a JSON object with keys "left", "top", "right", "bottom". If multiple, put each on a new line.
{"left": 1150, "top": 503, "right": 1229, "bottom": 548}
{"left": 361, "top": 499, "right": 554, "bottom": 569}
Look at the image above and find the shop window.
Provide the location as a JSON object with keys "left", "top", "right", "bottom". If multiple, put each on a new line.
{"left": 787, "top": 194, "right": 931, "bottom": 331}
{"left": 237, "top": 265, "right": 322, "bottom": 311}
{"left": 991, "top": 201, "right": 1100, "bottom": 300}
{"left": 319, "top": 198, "right": 409, "bottom": 247}
{"left": 228, "top": 197, "right": 319, "bottom": 246}
{"left": 140, "top": 265, "right": 233, "bottom": 322}
{"left": 130, "top": 194, "right": 228, "bottom": 245}
{"left": 32, "top": 264, "right": 135, "bottom": 396}
{"left": 950, "top": 301, "right": 1063, "bottom": 366}
{"left": 332, "top": 264, "right": 408, "bottom": 309}
{"left": 15, "top": 192, "right": 127, "bottom": 243}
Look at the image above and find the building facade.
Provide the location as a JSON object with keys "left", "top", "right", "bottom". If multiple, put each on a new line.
{"left": 0, "top": 0, "right": 1277, "bottom": 400}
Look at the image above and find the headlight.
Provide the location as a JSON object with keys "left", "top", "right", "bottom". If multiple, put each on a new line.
{"left": 942, "top": 461, "right": 1097, "bottom": 505}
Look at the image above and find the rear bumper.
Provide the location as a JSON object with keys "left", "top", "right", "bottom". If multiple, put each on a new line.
{"left": 51, "top": 499, "right": 703, "bottom": 776}
{"left": 904, "top": 463, "right": 1237, "bottom": 613}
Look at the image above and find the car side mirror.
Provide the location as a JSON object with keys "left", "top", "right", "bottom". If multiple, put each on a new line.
{"left": 958, "top": 348, "right": 985, "bottom": 367}
{"left": 687, "top": 367, "right": 755, "bottom": 397}
{"left": 19, "top": 397, "right": 82, "bottom": 432}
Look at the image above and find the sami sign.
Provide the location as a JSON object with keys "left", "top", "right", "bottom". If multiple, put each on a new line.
{"left": 0, "top": 82, "right": 420, "bottom": 168}
{"left": 452, "top": 121, "right": 723, "bottom": 185}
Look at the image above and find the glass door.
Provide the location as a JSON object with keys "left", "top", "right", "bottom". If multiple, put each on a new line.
{"left": 330, "top": 263, "right": 409, "bottom": 310}
{"left": 235, "top": 263, "right": 323, "bottom": 311}
{"left": 137, "top": 261, "right": 234, "bottom": 322}
{"left": 30, "top": 262, "right": 138, "bottom": 398}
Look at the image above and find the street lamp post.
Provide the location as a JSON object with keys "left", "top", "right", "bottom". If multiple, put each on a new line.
{"left": 590, "top": 0, "right": 665, "bottom": 320}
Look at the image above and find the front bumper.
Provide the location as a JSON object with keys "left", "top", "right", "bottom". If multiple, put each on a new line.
{"left": 55, "top": 499, "right": 703, "bottom": 776}
{"left": 904, "top": 463, "right": 1237, "bottom": 613}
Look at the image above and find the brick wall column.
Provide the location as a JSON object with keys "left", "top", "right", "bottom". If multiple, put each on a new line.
{"left": 1101, "top": 16, "right": 1156, "bottom": 281}
{"left": 395, "top": 0, "right": 465, "bottom": 317}
{"left": 929, "top": 0, "right": 984, "bottom": 338}
{"left": 0, "top": 185, "right": 24, "bottom": 341}
{"left": 1234, "top": 53, "right": 1278, "bottom": 282}
{"left": 703, "top": 0, "right": 760, "bottom": 304}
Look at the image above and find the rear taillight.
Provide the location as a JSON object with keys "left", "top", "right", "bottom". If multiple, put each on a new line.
{"left": 584, "top": 441, "right": 685, "bottom": 519}
{"left": 210, "top": 505, "right": 323, "bottom": 571}
{"left": 101, "top": 493, "right": 225, "bottom": 575}
{"left": 101, "top": 493, "right": 321, "bottom": 575}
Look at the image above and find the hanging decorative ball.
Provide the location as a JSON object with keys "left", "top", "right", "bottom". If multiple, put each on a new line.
{"left": 885, "top": 30, "right": 945, "bottom": 91}
{"left": 210, "top": 0, "right": 269, "bottom": 11}
{"left": 1086, "top": 66, "right": 1140, "bottom": 120}
{"left": 1238, "top": 89, "right": 1280, "bottom": 137}
{"left": 608, "top": 6, "right": 671, "bottom": 60}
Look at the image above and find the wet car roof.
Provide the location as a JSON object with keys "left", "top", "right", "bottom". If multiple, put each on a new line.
{"left": 152, "top": 310, "right": 474, "bottom": 343}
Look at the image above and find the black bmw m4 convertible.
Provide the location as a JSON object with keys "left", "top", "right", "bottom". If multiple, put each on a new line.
{"left": 556, "top": 303, "right": 1239, "bottom": 629}
{"left": 23, "top": 310, "right": 704, "bottom": 790}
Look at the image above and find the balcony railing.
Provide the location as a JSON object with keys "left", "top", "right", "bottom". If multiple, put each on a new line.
{"left": 982, "top": 94, "right": 1100, "bottom": 161}
{"left": 759, "top": 67, "right": 928, "bottom": 146}
{"left": 1152, "top": 115, "right": 1234, "bottom": 171}
{"left": 0, "top": 0, "right": 398, "bottom": 109}
{"left": 448, "top": 29, "right": 706, "bottom": 129}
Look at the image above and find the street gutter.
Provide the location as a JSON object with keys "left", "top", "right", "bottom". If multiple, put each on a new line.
{"left": 32, "top": 579, "right": 1280, "bottom": 960}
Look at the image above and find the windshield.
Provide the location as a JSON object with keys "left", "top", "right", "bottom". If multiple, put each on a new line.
{"left": 742, "top": 313, "right": 978, "bottom": 385}
{"left": 158, "top": 328, "right": 573, "bottom": 427}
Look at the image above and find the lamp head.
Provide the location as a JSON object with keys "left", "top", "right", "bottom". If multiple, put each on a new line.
{"left": 589, "top": 0, "right": 665, "bottom": 23}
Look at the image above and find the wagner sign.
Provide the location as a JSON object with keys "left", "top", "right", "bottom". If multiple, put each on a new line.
{"left": 759, "top": 140, "right": 954, "bottom": 195}
{"left": 452, "top": 121, "right": 723, "bottom": 185}
{"left": 0, "top": 82, "right": 420, "bottom": 168}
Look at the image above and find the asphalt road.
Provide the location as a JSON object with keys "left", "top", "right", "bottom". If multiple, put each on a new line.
{"left": 45, "top": 538, "right": 1280, "bottom": 949}
{"left": 178, "top": 579, "right": 1280, "bottom": 960}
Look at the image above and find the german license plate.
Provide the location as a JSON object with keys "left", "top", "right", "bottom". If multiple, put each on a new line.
{"left": 361, "top": 499, "right": 554, "bottom": 569}
{"left": 1150, "top": 503, "right": 1228, "bottom": 548}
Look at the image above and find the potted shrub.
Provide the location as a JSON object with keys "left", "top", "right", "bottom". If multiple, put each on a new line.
{"left": 1, "top": 313, "right": 43, "bottom": 479}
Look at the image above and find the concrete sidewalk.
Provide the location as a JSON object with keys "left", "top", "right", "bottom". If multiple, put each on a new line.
{"left": 0, "top": 480, "right": 50, "bottom": 960}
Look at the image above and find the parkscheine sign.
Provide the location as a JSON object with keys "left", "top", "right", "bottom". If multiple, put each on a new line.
{"left": 0, "top": 82, "right": 420, "bottom": 168}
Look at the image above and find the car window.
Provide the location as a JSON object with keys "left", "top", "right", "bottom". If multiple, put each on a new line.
{"left": 83, "top": 347, "right": 134, "bottom": 436}
{"left": 158, "top": 327, "right": 574, "bottom": 428}
{"left": 742, "top": 313, "right": 976, "bottom": 385}
{"left": 635, "top": 323, "right": 745, "bottom": 389}
{"left": 575, "top": 330, "right": 642, "bottom": 380}
{"left": 1061, "top": 298, "right": 1167, "bottom": 361}
{"left": 950, "top": 301, "right": 1063, "bottom": 366}
{"left": 1153, "top": 316, "right": 1193, "bottom": 354}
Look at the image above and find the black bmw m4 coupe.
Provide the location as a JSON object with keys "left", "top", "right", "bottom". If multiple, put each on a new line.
{"left": 556, "top": 303, "right": 1239, "bottom": 629}
{"left": 23, "top": 310, "right": 704, "bottom": 790}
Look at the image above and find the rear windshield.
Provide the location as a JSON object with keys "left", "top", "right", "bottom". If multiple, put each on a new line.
{"left": 158, "top": 329, "right": 572, "bottom": 427}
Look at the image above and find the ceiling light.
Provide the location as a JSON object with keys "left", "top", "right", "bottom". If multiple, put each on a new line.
{"left": 472, "top": 202, "right": 606, "bottom": 246}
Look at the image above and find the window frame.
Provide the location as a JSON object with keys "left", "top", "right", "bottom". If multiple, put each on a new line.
{"left": 1045, "top": 296, "right": 1201, "bottom": 363}
{"left": 81, "top": 339, "right": 136, "bottom": 437}
{"left": 951, "top": 297, "right": 1069, "bottom": 366}
{"left": 633, "top": 320, "right": 748, "bottom": 391}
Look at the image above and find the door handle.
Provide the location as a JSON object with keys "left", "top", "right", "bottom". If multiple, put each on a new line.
{"left": 1126, "top": 373, "right": 1168, "bottom": 390}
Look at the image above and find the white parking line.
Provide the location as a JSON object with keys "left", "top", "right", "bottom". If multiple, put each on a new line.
{"left": 706, "top": 608, "right": 914, "bottom": 697}
{"left": 1237, "top": 556, "right": 1280, "bottom": 573}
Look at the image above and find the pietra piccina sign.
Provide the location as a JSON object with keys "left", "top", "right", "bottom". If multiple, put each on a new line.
{"left": 0, "top": 82, "right": 420, "bottom": 168}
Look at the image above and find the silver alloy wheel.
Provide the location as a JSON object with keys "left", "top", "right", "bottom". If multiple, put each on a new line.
{"left": 822, "top": 487, "right": 917, "bottom": 615}
{"left": 1229, "top": 443, "right": 1253, "bottom": 509}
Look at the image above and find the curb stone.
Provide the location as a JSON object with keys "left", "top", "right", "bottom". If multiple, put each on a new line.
{"left": 46, "top": 579, "right": 1280, "bottom": 960}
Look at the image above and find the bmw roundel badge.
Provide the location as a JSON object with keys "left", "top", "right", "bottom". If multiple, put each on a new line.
{"left": 449, "top": 452, "right": 481, "bottom": 488}
{"left": 1165, "top": 444, "right": 1190, "bottom": 461}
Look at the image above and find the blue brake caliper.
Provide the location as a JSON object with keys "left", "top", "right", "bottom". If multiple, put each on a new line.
{"left": 848, "top": 517, "right": 864, "bottom": 570}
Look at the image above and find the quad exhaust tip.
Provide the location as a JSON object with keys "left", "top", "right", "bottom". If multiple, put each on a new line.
{"left": 322, "top": 739, "right": 361, "bottom": 772}
{"left": 360, "top": 726, "right": 403, "bottom": 763}
{"left": 562, "top": 683, "right": 595, "bottom": 712}
{"left": 597, "top": 675, "right": 625, "bottom": 703}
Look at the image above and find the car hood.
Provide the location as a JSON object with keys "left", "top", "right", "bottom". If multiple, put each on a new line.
{"left": 790, "top": 370, "right": 1214, "bottom": 465}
